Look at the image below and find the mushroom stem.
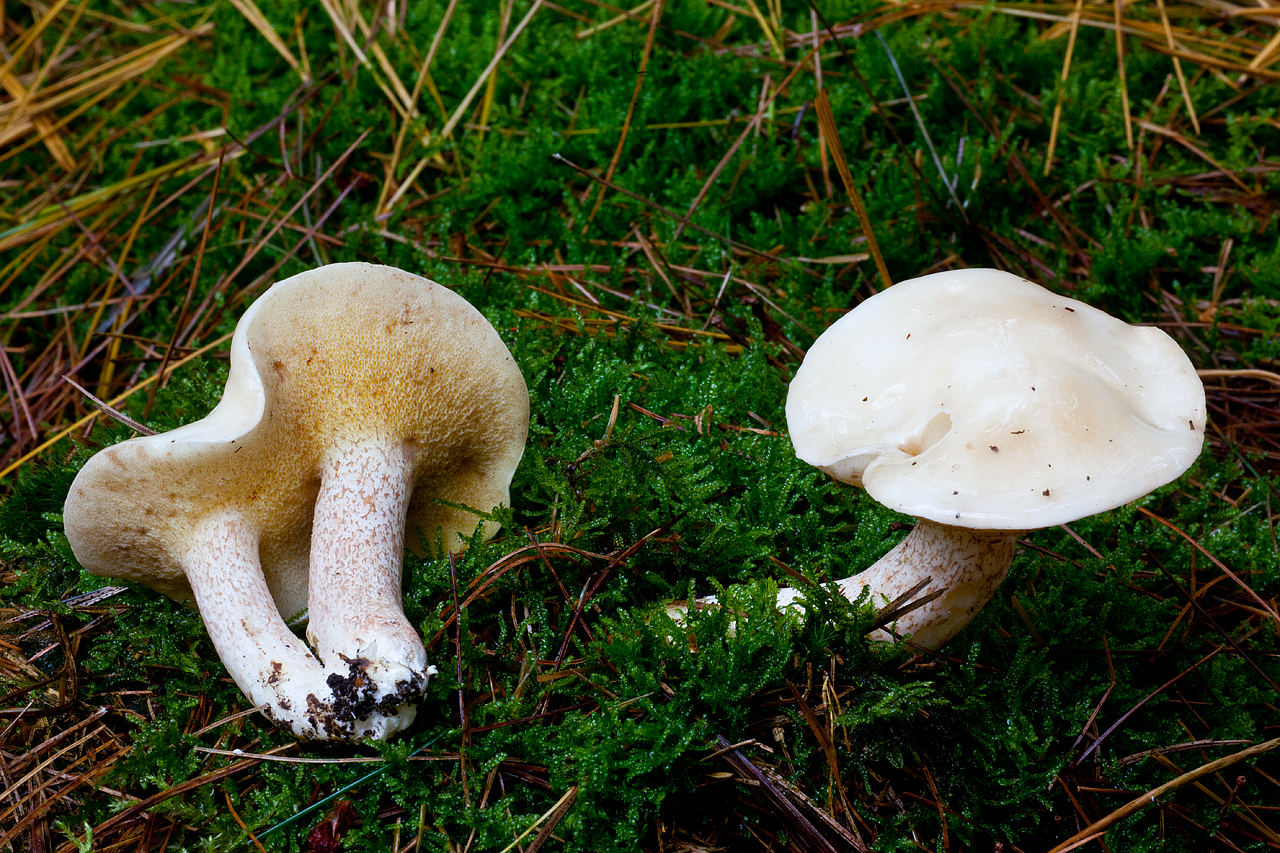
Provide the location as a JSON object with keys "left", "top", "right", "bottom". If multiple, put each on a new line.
{"left": 306, "top": 437, "right": 432, "bottom": 739}
{"left": 665, "top": 520, "right": 1017, "bottom": 652}
{"left": 182, "top": 512, "right": 339, "bottom": 740}
{"left": 834, "top": 519, "right": 1019, "bottom": 650}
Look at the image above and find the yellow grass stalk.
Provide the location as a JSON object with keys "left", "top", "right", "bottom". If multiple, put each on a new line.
{"left": 0, "top": 0, "right": 89, "bottom": 169}
{"left": 0, "top": 146, "right": 244, "bottom": 253}
{"left": 478, "top": 0, "right": 517, "bottom": 145}
{"left": 440, "top": 0, "right": 546, "bottom": 140}
{"left": 1114, "top": 0, "right": 1135, "bottom": 149}
{"left": 0, "top": 31, "right": 202, "bottom": 135}
{"left": 576, "top": 0, "right": 658, "bottom": 39}
{"left": 225, "top": 0, "right": 309, "bottom": 84}
{"left": 316, "top": 0, "right": 408, "bottom": 120}
{"left": 1044, "top": 0, "right": 1084, "bottom": 176}
{"left": 377, "top": 0, "right": 459, "bottom": 215}
{"left": 741, "top": 0, "right": 784, "bottom": 58}
{"left": 0, "top": 0, "right": 72, "bottom": 84}
{"left": 342, "top": 0, "right": 417, "bottom": 116}
{"left": 1247, "top": 28, "right": 1280, "bottom": 70}
{"left": 1155, "top": 0, "right": 1200, "bottom": 133}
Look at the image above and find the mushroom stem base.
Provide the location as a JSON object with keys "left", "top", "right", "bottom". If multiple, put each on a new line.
{"left": 184, "top": 512, "right": 421, "bottom": 740}
{"left": 306, "top": 437, "right": 432, "bottom": 739}
{"left": 665, "top": 520, "right": 1018, "bottom": 651}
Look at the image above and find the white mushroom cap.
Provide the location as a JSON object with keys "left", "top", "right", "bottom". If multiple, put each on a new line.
{"left": 63, "top": 263, "right": 529, "bottom": 739}
{"left": 786, "top": 269, "right": 1206, "bottom": 530}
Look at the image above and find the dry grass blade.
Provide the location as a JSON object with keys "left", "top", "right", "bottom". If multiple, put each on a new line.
{"left": 1044, "top": 0, "right": 1084, "bottom": 176}
{"left": 0, "top": 331, "right": 232, "bottom": 481}
{"left": 225, "top": 0, "right": 309, "bottom": 83}
{"left": 497, "top": 786, "right": 578, "bottom": 853}
{"left": 946, "top": 2, "right": 1280, "bottom": 83}
{"left": 1114, "top": 0, "right": 1135, "bottom": 149}
{"left": 741, "top": 0, "right": 784, "bottom": 58}
{"left": 0, "top": 0, "right": 87, "bottom": 171}
{"left": 0, "top": 30, "right": 207, "bottom": 148}
{"left": 576, "top": 0, "right": 657, "bottom": 38}
{"left": 61, "top": 375, "right": 155, "bottom": 436}
{"left": 0, "top": 0, "right": 73, "bottom": 83}
{"left": 440, "top": 0, "right": 546, "bottom": 140}
{"left": 1154, "top": 0, "right": 1199, "bottom": 133}
{"left": 0, "top": 143, "right": 243, "bottom": 254}
{"left": 317, "top": 0, "right": 407, "bottom": 119}
{"left": 1246, "top": 25, "right": 1280, "bottom": 70}
{"left": 812, "top": 90, "right": 891, "bottom": 290}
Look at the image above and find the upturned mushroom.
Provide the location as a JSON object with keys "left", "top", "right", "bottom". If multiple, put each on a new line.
{"left": 63, "top": 263, "right": 529, "bottom": 740}
{"left": 676, "top": 269, "right": 1205, "bottom": 650}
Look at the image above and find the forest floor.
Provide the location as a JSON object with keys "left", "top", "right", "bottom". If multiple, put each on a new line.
{"left": 2, "top": 0, "right": 1279, "bottom": 850}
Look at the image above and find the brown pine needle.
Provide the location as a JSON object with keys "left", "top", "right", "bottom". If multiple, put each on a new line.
{"left": 741, "top": 0, "right": 784, "bottom": 58}
{"left": 587, "top": 0, "right": 661, "bottom": 222}
{"left": 812, "top": 90, "right": 891, "bottom": 291}
{"left": 576, "top": 0, "right": 657, "bottom": 38}
{"left": 62, "top": 375, "right": 155, "bottom": 436}
{"left": 1133, "top": 118, "right": 1251, "bottom": 191}
{"left": 1048, "top": 737, "right": 1280, "bottom": 853}
{"left": 498, "top": 786, "right": 578, "bottom": 853}
{"left": 0, "top": 331, "right": 232, "bottom": 482}
{"left": 224, "top": 789, "right": 269, "bottom": 853}
{"left": 1155, "top": 0, "right": 1200, "bottom": 133}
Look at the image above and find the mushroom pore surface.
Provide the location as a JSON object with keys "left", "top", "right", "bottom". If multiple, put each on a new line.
{"left": 63, "top": 263, "right": 529, "bottom": 739}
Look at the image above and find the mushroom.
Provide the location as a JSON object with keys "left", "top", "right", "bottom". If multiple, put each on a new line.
{"left": 63, "top": 263, "right": 529, "bottom": 739}
{"left": 675, "top": 269, "right": 1205, "bottom": 650}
